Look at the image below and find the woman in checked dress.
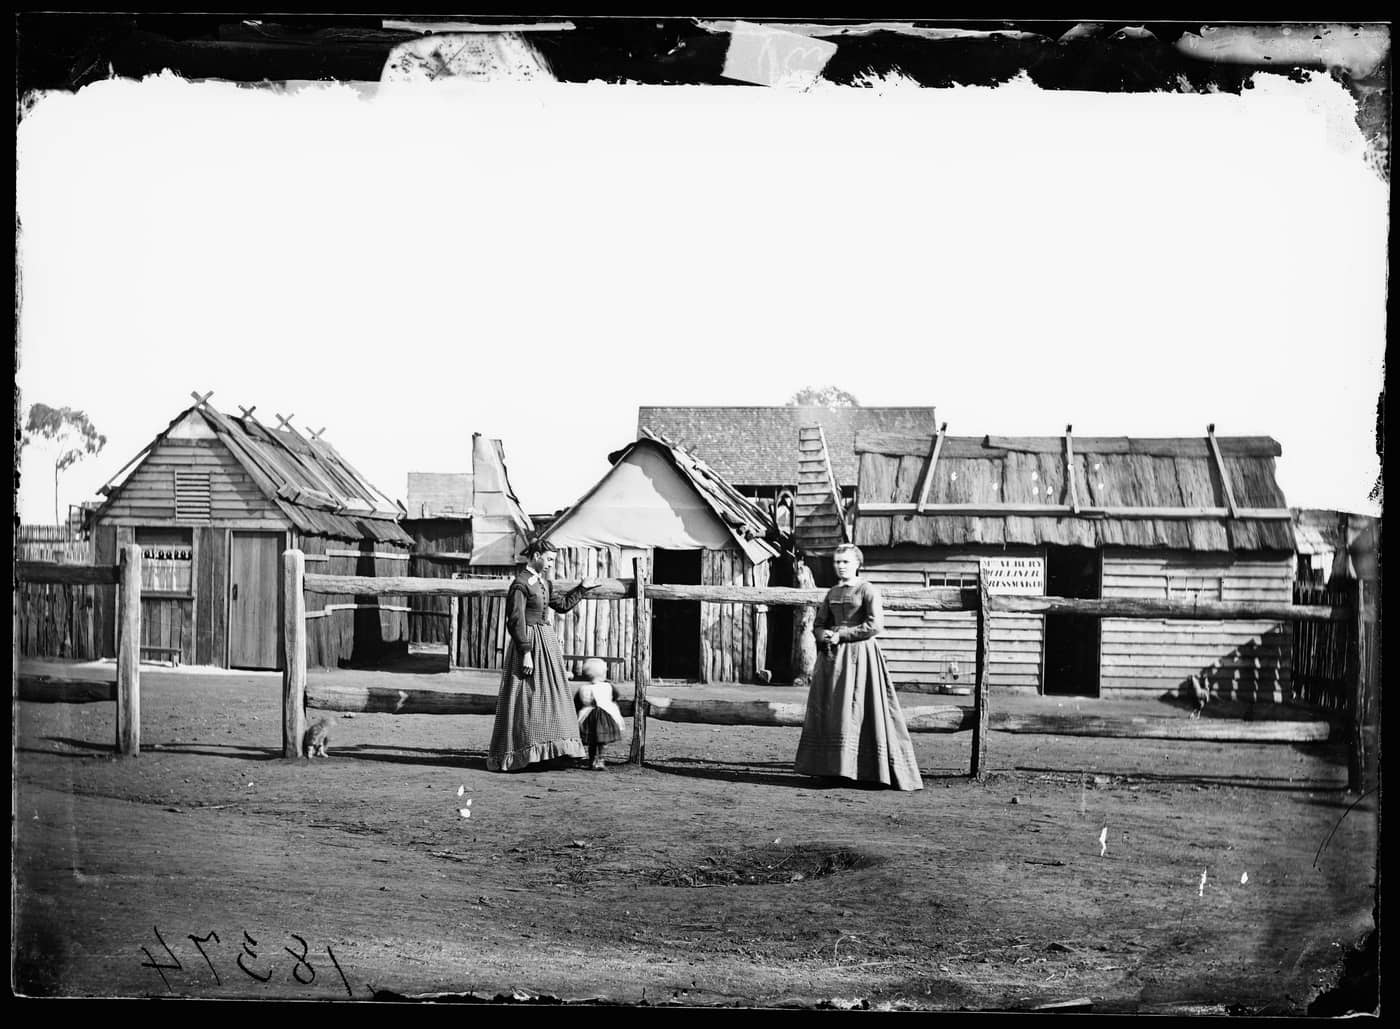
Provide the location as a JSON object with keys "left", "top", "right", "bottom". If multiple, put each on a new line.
{"left": 487, "top": 539, "right": 600, "bottom": 772}
{"left": 794, "top": 544, "right": 924, "bottom": 791}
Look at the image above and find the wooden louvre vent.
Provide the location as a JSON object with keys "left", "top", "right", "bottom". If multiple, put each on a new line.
{"left": 174, "top": 470, "right": 212, "bottom": 522}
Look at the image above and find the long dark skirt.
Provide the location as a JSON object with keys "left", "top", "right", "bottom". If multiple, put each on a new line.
{"left": 794, "top": 639, "right": 924, "bottom": 791}
{"left": 486, "top": 623, "right": 586, "bottom": 772}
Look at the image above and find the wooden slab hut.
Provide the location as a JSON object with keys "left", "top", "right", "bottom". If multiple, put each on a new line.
{"left": 89, "top": 395, "right": 413, "bottom": 669}
{"left": 852, "top": 427, "right": 1297, "bottom": 700}
{"left": 537, "top": 430, "right": 786, "bottom": 684}
{"left": 401, "top": 434, "right": 536, "bottom": 666}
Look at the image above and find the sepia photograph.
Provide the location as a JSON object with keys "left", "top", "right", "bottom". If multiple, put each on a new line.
{"left": 14, "top": 15, "right": 1386, "bottom": 1014}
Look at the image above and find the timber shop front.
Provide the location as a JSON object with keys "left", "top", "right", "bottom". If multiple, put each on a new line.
{"left": 851, "top": 428, "right": 1296, "bottom": 701}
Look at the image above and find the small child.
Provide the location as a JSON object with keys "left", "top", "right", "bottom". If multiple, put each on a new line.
{"left": 574, "top": 657, "right": 625, "bottom": 770}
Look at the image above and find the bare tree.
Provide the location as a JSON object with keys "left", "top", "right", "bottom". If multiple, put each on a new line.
{"left": 20, "top": 402, "right": 108, "bottom": 527}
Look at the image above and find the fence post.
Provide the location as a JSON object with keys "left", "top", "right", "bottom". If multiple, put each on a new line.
{"left": 115, "top": 543, "right": 141, "bottom": 757}
{"left": 970, "top": 579, "right": 992, "bottom": 781}
{"left": 448, "top": 591, "right": 460, "bottom": 670}
{"left": 791, "top": 558, "right": 817, "bottom": 688}
{"left": 1346, "top": 578, "right": 1367, "bottom": 793}
{"left": 283, "top": 549, "right": 307, "bottom": 759}
{"left": 629, "top": 555, "right": 652, "bottom": 765}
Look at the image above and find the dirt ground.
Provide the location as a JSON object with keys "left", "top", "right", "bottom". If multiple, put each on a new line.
{"left": 12, "top": 653, "right": 1379, "bottom": 1013}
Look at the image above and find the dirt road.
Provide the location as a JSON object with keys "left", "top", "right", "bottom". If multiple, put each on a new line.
{"left": 12, "top": 660, "right": 1378, "bottom": 1012}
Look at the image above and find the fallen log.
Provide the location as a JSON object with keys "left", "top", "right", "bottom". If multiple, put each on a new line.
{"left": 989, "top": 712, "right": 1340, "bottom": 742}
{"left": 298, "top": 684, "right": 1338, "bottom": 742}
{"left": 306, "top": 682, "right": 499, "bottom": 716}
{"left": 18, "top": 675, "right": 117, "bottom": 703}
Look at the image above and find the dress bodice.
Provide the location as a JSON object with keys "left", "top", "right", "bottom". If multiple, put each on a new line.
{"left": 817, "top": 578, "right": 884, "bottom": 642}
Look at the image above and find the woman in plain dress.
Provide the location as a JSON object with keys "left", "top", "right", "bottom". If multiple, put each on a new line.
{"left": 486, "top": 539, "right": 600, "bottom": 772}
{"left": 794, "top": 543, "right": 924, "bottom": 791}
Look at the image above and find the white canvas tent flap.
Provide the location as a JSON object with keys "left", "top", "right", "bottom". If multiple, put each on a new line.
{"left": 546, "top": 445, "right": 736, "bottom": 551}
{"left": 470, "top": 434, "right": 534, "bottom": 565}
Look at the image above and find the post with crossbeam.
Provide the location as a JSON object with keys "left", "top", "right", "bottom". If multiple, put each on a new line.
{"left": 971, "top": 579, "right": 992, "bottom": 781}
{"left": 116, "top": 543, "right": 142, "bottom": 756}
{"left": 283, "top": 549, "right": 307, "bottom": 759}
{"left": 629, "top": 554, "right": 652, "bottom": 765}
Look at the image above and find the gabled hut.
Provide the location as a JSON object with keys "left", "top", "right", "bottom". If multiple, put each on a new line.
{"left": 402, "top": 435, "right": 536, "bottom": 663}
{"left": 853, "top": 427, "right": 1296, "bottom": 700}
{"left": 90, "top": 395, "right": 413, "bottom": 669}
{"left": 537, "top": 430, "right": 786, "bottom": 683}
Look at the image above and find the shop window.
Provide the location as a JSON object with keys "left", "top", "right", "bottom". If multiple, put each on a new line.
{"left": 924, "top": 571, "right": 978, "bottom": 589}
{"left": 136, "top": 528, "right": 193, "bottom": 595}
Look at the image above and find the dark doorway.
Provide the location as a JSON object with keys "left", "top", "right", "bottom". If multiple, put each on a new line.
{"left": 651, "top": 548, "right": 701, "bottom": 681}
{"left": 1043, "top": 546, "right": 1100, "bottom": 697}
{"left": 765, "top": 556, "right": 795, "bottom": 683}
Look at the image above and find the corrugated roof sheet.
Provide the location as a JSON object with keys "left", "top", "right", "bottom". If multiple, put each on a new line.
{"left": 1293, "top": 524, "right": 1332, "bottom": 556}
{"left": 405, "top": 472, "right": 476, "bottom": 518}
{"left": 853, "top": 433, "right": 1294, "bottom": 552}
{"left": 637, "top": 406, "right": 938, "bottom": 488}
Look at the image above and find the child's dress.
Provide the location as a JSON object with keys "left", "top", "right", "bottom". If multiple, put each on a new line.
{"left": 575, "top": 680, "right": 626, "bottom": 746}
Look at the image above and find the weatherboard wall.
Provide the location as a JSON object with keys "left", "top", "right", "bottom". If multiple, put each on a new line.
{"left": 861, "top": 546, "right": 1046, "bottom": 693}
{"left": 1099, "top": 549, "right": 1294, "bottom": 700}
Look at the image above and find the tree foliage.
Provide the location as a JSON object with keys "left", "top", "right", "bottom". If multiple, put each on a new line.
{"left": 22, "top": 403, "right": 108, "bottom": 469}
{"left": 787, "top": 385, "right": 860, "bottom": 408}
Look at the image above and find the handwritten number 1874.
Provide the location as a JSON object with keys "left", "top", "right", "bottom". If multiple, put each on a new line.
{"left": 141, "top": 926, "right": 354, "bottom": 996}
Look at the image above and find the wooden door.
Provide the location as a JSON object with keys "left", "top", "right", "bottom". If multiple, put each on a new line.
{"left": 228, "top": 532, "right": 281, "bottom": 669}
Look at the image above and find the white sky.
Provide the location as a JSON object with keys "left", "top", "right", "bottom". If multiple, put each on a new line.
{"left": 15, "top": 70, "right": 1388, "bottom": 524}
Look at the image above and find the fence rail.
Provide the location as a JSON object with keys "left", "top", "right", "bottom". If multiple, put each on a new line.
{"left": 281, "top": 551, "right": 1370, "bottom": 788}
{"left": 14, "top": 547, "right": 144, "bottom": 756}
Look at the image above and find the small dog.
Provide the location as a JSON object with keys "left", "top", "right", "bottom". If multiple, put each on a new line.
{"left": 304, "top": 718, "right": 331, "bottom": 758}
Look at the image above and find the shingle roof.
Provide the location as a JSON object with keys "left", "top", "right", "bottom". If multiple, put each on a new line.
{"left": 637, "top": 406, "right": 939, "bottom": 489}
{"left": 854, "top": 432, "right": 1294, "bottom": 552}
{"left": 98, "top": 401, "right": 412, "bottom": 544}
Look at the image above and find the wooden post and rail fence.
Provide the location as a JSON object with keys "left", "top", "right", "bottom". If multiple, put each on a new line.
{"left": 15, "top": 544, "right": 143, "bottom": 757}
{"left": 278, "top": 550, "right": 1372, "bottom": 790}
{"left": 14, "top": 547, "right": 1371, "bottom": 786}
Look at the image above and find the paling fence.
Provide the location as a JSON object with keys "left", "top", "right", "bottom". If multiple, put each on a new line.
{"left": 1292, "top": 580, "right": 1378, "bottom": 721}
{"left": 279, "top": 551, "right": 1374, "bottom": 791}
{"left": 407, "top": 549, "right": 631, "bottom": 676}
{"left": 14, "top": 545, "right": 144, "bottom": 756}
{"left": 16, "top": 528, "right": 100, "bottom": 661}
